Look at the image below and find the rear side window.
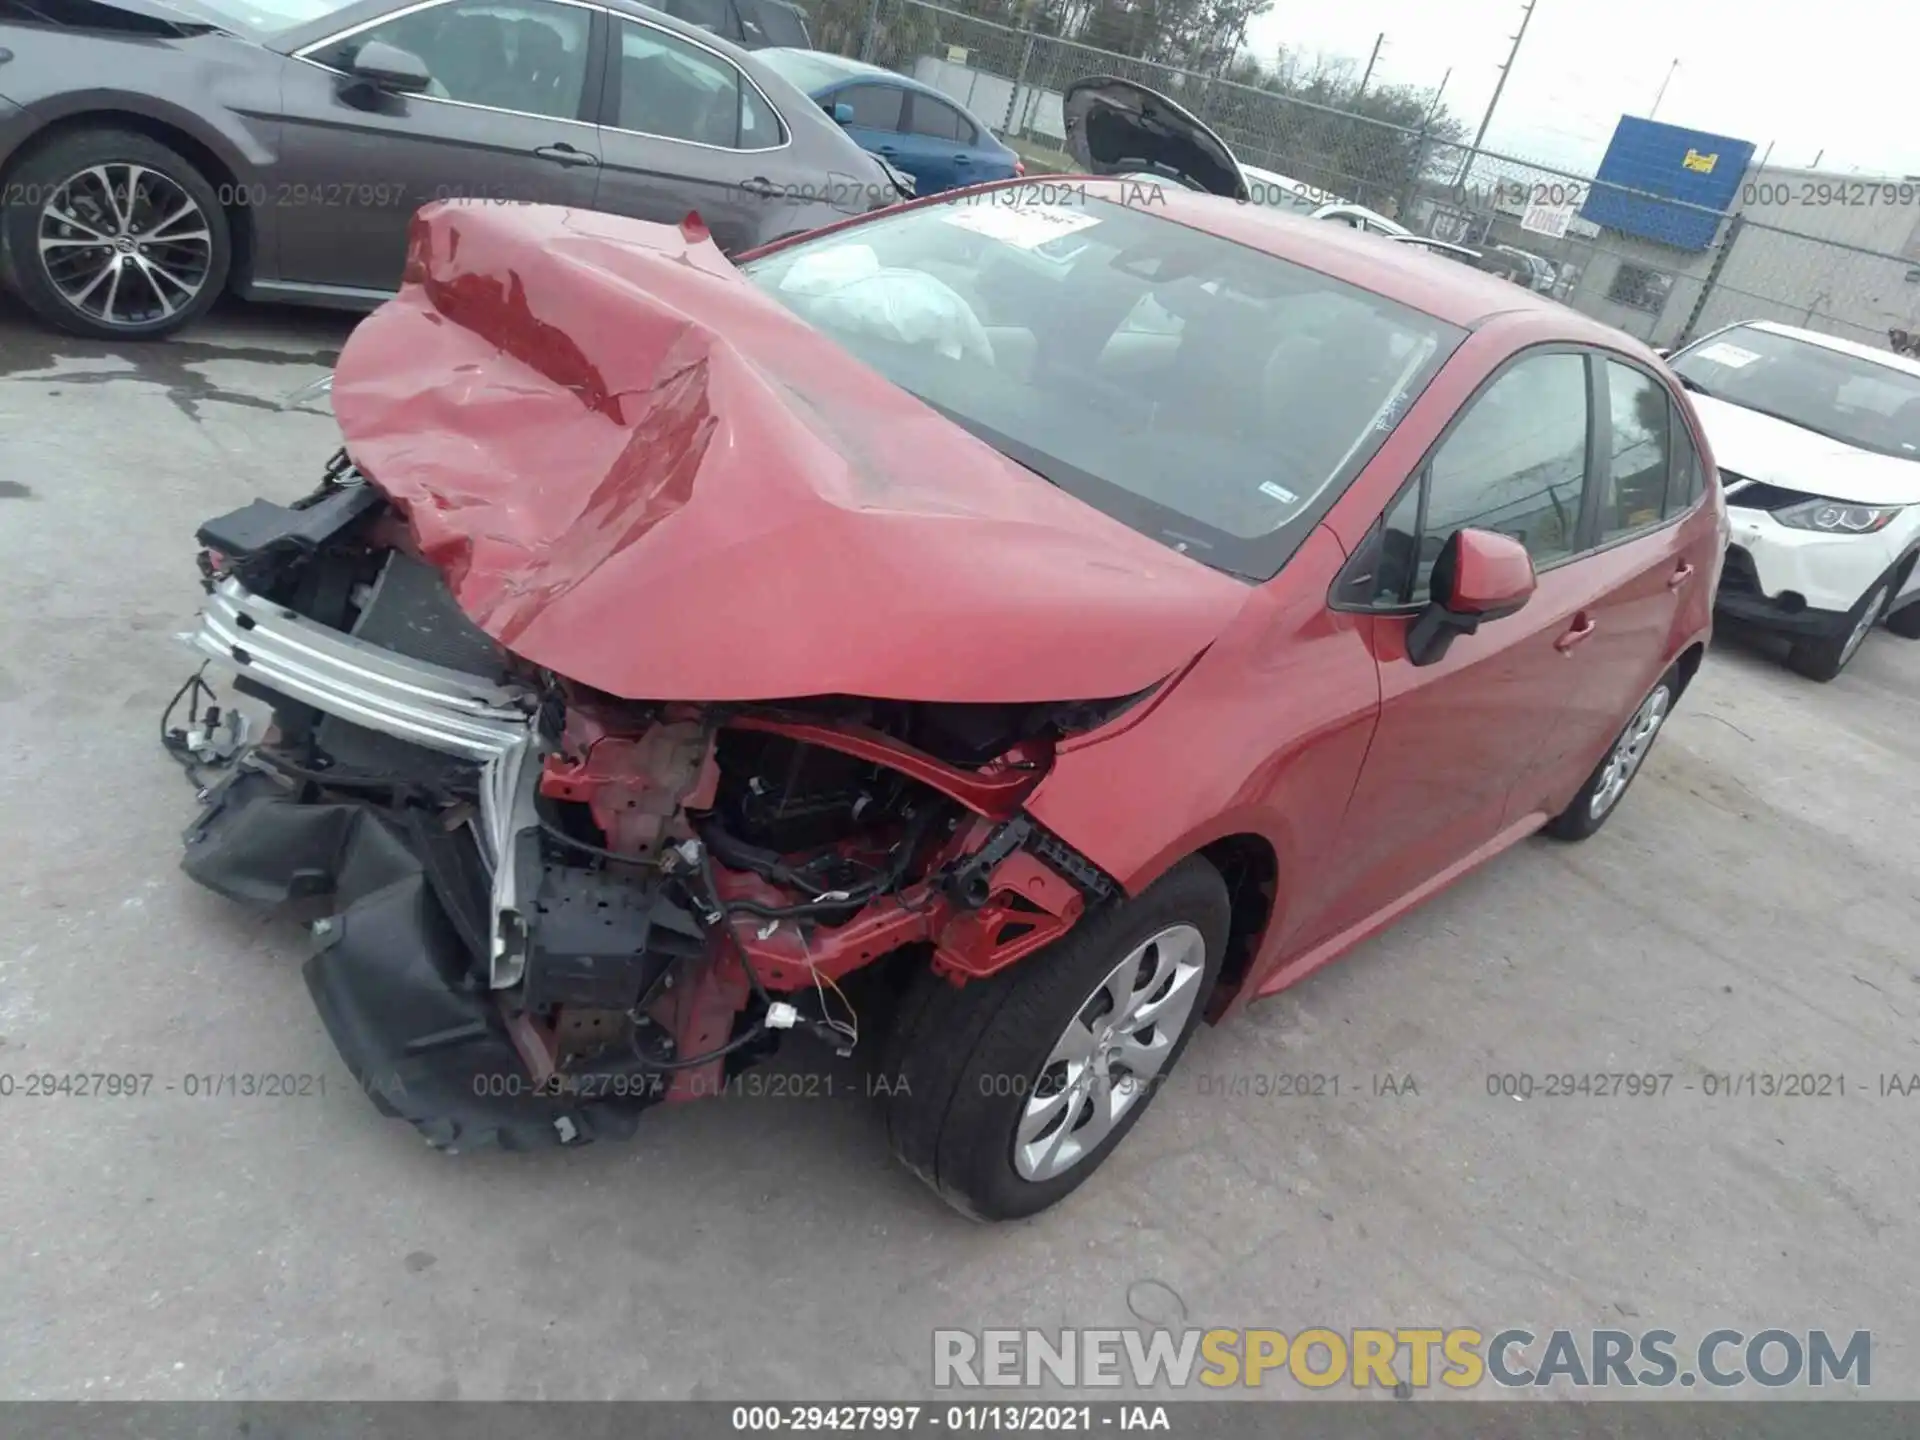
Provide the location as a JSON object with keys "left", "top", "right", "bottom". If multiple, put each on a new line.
{"left": 1667, "top": 425, "right": 1705, "bottom": 513}
{"left": 838, "top": 83, "right": 904, "bottom": 130}
{"left": 908, "top": 94, "right": 974, "bottom": 144}
{"left": 1597, "top": 361, "right": 1673, "bottom": 544}
{"left": 614, "top": 19, "right": 784, "bottom": 149}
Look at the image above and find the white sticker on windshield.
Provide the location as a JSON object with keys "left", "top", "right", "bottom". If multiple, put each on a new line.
{"left": 1696, "top": 341, "right": 1761, "bottom": 368}
{"left": 940, "top": 203, "right": 1101, "bottom": 250}
{"left": 1259, "top": 481, "right": 1299, "bottom": 505}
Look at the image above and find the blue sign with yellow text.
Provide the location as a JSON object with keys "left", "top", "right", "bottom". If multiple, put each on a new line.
{"left": 1580, "top": 116, "right": 1755, "bottom": 250}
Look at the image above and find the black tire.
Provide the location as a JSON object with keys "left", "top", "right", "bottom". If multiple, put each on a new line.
{"left": 1886, "top": 600, "right": 1920, "bottom": 640}
{"left": 1785, "top": 579, "right": 1892, "bottom": 681}
{"left": 1, "top": 128, "right": 230, "bottom": 340}
{"left": 1544, "top": 664, "right": 1679, "bottom": 842}
{"left": 882, "top": 856, "right": 1229, "bottom": 1221}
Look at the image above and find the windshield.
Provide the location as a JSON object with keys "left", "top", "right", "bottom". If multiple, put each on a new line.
{"left": 1671, "top": 325, "right": 1920, "bottom": 460}
{"left": 738, "top": 187, "right": 1462, "bottom": 578}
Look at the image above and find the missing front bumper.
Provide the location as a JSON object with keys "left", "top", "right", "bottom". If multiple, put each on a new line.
{"left": 183, "top": 768, "right": 656, "bottom": 1151}
{"left": 176, "top": 563, "right": 670, "bottom": 1149}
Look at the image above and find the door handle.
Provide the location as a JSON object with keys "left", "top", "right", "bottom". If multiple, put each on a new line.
{"left": 1554, "top": 614, "right": 1597, "bottom": 653}
{"left": 738, "top": 176, "right": 784, "bottom": 198}
{"left": 952, "top": 153, "right": 971, "bottom": 163}
{"left": 875, "top": 144, "right": 898, "bottom": 155}
{"left": 533, "top": 142, "right": 599, "bottom": 168}
{"left": 1667, "top": 561, "right": 1696, "bottom": 590}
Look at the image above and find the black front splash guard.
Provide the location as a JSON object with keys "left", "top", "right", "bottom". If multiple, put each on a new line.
{"left": 181, "top": 768, "right": 654, "bottom": 1152}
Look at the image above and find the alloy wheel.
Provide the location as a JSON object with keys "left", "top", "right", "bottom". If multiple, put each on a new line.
{"left": 36, "top": 164, "right": 213, "bottom": 328}
{"left": 1014, "top": 923, "right": 1206, "bottom": 1183}
{"left": 1840, "top": 585, "right": 1890, "bottom": 668}
{"left": 1590, "top": 683, "right": 1671, "bottom": 820}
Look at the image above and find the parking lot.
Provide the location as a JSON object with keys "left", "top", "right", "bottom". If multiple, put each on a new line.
{"left": 1, "top": 296, "right": 1917, "bottom": 1401}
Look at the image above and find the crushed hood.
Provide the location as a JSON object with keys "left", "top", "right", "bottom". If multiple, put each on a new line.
{"left": 1060, "top": 77, "right": 1249, "bottom": 201}
{"left": 1691, "top": 393, "right": 1920, "bottom": 507}
{"left": 329, "top": 202, "right": 1251, "bottom": 705}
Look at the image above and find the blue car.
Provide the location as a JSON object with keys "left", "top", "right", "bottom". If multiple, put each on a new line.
{"left": 754, "top": 48, "right": 1021, "bottom": 196}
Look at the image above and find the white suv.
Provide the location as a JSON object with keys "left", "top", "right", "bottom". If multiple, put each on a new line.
{"left": 1665, "top": 321, "right": 1920, "bottom": 679}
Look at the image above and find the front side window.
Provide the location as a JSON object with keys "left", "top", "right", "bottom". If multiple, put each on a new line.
{"left": 310, "top": 0, "right": 591, "bottom": 120}
{"left": 738, "top": 186, "right": 1463, "bottom": 579}
{"left": 615, "top": 19, "right": 783, "bottom": 149}
{"left": 1598, "top": 361, "right": 1674, "bottom": 543}
{"left": 1414, "top": 352, "right": 1590, "bottom": 596}
{"left": 1670, "top": 324, "right": 1920, "bottom": 460}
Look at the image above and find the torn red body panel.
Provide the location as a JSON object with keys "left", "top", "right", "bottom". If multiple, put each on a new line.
{"left": 328, "top": 201, "right": 1249, "bottom": 705}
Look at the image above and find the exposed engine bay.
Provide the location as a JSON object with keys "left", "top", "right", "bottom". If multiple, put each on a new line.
{"left": 171, "top": 456, "right": 1131, "bottom": 1151}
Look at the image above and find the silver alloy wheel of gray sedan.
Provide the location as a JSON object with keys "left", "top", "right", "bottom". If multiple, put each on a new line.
{"left": 1015, "top": 922, "right": 1207, "bottom": 1182}
{"left": 36, "top": 164, "right": 213, "bottom": 328}
{"left": 1590, "top": 681, "right": 1672, "bottom": 820}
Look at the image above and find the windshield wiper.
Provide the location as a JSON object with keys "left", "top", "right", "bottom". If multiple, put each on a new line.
{"left": 1676, "top": 374, "right": 1713, "bottom": 398}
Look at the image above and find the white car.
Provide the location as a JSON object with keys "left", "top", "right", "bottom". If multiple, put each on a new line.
{"left": 1665, "top": 320, "right": 1920, "bottom": 679}
{"left": 1310, "top": 202, "right": 1410, "bottom": 237}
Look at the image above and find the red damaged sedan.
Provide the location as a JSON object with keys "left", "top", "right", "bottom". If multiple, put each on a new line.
{"left": 173, "top": 173, "right": 1722, "bottom": 1218}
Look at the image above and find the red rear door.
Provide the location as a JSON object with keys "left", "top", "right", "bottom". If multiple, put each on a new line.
{"left": 1509, "top": 356, "right": 1714, "bottom": 820}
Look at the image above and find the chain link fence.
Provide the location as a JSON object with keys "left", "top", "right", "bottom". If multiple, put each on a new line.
{"left": 821, "top": 0, "right": 1920, "bottom": 354}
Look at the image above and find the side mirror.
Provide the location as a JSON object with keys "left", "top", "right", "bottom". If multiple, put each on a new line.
{"left": 1406, "top": 528, "right": 1536, "bottom": 667}
{"left": 348, "top": 40, "right": 434, "bottom": 93}
{"left": 830, "top": 100, "right": 856, "bottom": 125}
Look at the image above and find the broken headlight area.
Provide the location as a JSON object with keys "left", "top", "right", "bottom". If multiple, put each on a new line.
{"left": 174, "top": 463, "right": 1127, "bottom": 1152}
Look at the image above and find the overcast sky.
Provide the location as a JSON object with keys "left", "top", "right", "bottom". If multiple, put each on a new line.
{"left": 1243, "top": 0, "right": 1920, "bottom": 178}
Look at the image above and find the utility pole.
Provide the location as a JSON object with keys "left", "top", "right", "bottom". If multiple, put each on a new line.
{"left": 1423, "top": 67, "right": 1452, "bottom": 128}
{"left": 1648, "top": 58, "right": 1678, "bottom": 119}
{"left": 1458, "top": 0, "right": 1538, "bottom": 185}
{"left": 1357, "top": 32, "right": 1386, "bottom": 97}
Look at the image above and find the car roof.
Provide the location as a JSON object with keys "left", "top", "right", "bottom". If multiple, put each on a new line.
{"left": 759, "top": 47, "right": 909, "bottom": 86}
{"left": 1732, "top": 319, "right": 1920, "bottom": 378}
{"left": 758, "top": 48, "right": 995, "bottom": 116}
{"left": 1069, "top": 179, "right": 1607, "bottom": 333}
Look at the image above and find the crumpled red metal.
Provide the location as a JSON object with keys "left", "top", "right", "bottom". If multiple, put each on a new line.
{"left": 329, "top": 201, "right": 1248, "bottom": 704}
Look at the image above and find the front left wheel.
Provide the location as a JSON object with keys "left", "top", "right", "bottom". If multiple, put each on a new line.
{"left": 882, "top": 857, "right": 1229, "bottom": 1220}
{"left": 1, "top": 128, "right": 230, "bottom": 340}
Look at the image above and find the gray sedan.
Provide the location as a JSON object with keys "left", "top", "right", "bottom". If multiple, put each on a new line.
{"left": 0, "top": 0, "right": 905, "bottom": 338}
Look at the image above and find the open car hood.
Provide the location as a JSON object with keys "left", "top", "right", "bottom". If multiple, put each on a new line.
{"left": 328, "top": 202, "right": 1251, "bottom": 705}
{"left": 1060, "top": 77, "right": 1249, "bottom": 201}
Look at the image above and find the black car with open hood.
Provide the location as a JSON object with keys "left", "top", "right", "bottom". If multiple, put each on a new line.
{"left": 1061, "top": 76, "right": 1249, "bottom": 201}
